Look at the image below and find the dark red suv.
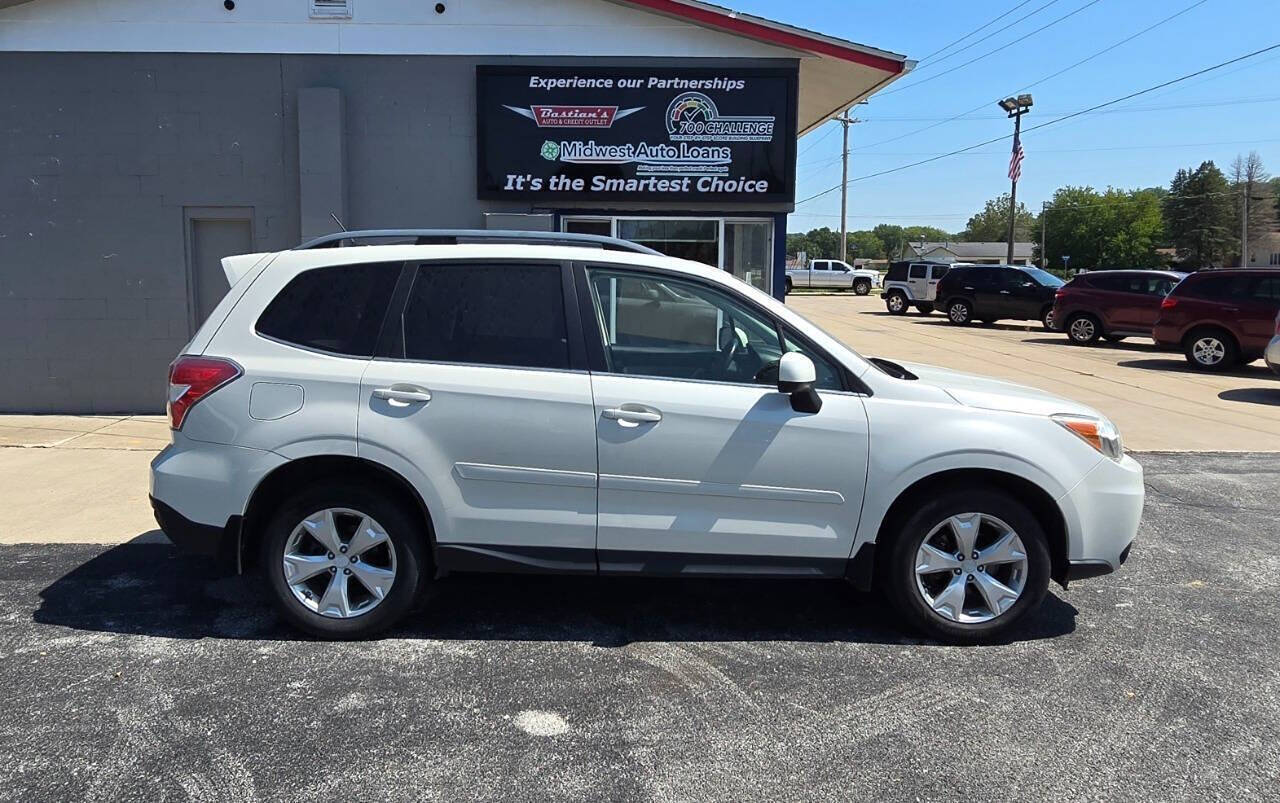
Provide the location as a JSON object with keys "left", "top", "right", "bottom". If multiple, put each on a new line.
{"left": 1053, "top": 270, "right": 1186, "bottom": 345}
{"left": 1152, "top": 269, "right": 1280, "bottom": 370}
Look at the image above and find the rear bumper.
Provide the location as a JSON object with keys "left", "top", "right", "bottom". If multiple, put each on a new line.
{"left": 150, "top": 495, "right": 240, "bottom": 570}
{"left": 1265, "top": 336, "right": 1280, "bottom": 375}
{"left": 1151, "top": 321, "right": 1181, "bottom": 348}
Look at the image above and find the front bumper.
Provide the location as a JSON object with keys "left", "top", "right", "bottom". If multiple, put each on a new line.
{"left": 1265, "top": 335, "right": 1280, "bottom": 376}
{"left": 1058, "top": 453, "right": 1144, "bottom": 581}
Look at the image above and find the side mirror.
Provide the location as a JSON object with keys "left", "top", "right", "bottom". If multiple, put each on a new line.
{"left": 778, "top": 352, "right": 822, "bottom": 413}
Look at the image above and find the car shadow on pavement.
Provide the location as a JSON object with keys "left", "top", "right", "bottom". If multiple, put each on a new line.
{"left": 1219, "top": 387, "right": 1280, "bottom": 406}
{"left": 1019, "top": 337, "right": 1162, "bottom": 353}
{"left": 33, "top": 536, "right": 1079, "bottom": 647}
{"left": 1117, "top": 358, "right": 1275, "bottom": 378}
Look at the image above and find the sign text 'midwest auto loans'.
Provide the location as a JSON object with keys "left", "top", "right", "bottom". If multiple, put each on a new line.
{"left": 477, "top": 66, "right": 795, "bottom": 203}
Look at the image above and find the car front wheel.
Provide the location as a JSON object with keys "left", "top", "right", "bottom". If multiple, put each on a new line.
{"left": 1041, "top": 306, "right": 1057, "bottom": 331}
{"left": 262, "top": 480, "right": 428, "bottom": 639}
{"left": 883, "top": 489, "right": 1051, "bottom": 644}
{"left": 853, "top": 279, "right": 872, "bottom": 295}
{"left": 947, "top": 299, "right": 972, "bottom": 325}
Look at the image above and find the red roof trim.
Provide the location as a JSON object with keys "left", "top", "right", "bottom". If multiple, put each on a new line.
{"left": 617, "top": 0, "right": 905, "bottom": 74}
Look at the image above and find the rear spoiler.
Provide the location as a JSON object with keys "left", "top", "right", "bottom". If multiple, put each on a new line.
{"left": 221, "top": 252, "right": 271, "bottom": 286}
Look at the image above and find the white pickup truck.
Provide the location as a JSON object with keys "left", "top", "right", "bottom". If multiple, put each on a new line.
{"left": 785, "top": 259, "right": 881, "bottom": 295}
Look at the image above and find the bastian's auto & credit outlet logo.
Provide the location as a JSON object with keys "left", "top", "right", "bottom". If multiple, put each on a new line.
{"left": 504, "top": 104, "right": 644, "bottom": 128}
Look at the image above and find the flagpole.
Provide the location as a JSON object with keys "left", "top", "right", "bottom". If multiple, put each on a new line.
{"left": 998, "top": 94, "right": 1033, "bottom": 265}
{"left": 1006, "top": 111, "right": 1021, "bottom": 266}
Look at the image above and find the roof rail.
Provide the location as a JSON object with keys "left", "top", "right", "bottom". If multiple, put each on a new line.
{"left": 294, "top": 229, "right": 662, "bottom": 256}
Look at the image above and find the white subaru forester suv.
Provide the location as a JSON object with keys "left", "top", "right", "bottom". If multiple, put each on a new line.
{"left": 151, "top": 230, "right": 1143, "bottom": 643}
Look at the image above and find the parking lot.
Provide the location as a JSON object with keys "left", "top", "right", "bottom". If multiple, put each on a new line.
{"left": 1, "top": 293, "right": 1278, "bottom": 801}
{"left": 1, "top": 452, "right": 1277, "bottom": 800}
{"left": 790, "top": 293, "right": 1280, "bottom": 451}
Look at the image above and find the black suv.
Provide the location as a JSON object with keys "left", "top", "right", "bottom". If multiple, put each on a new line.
{"left": 935, "top": 265, "right": 1065, "bottom": 329}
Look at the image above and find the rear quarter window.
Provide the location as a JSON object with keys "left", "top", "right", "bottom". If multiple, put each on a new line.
{"left": 255, "top": 262, "right": 401, "bottom": 356}
{"left": 885, "top": 263, "right": 908, "bottom": 281}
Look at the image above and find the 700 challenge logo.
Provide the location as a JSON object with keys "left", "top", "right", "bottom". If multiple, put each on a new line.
{"left": 665, "top": 92, "right": 775, "bottom": 142}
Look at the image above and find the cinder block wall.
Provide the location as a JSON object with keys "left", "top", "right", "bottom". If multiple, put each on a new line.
{"left": 0, "top": 52, "right": 792, "bottom": 413}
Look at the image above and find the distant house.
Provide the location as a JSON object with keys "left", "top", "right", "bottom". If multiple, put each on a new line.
{"left": 906, "top": 241, "right": 1035, "bottom": 266}
{"left": 1246, "top": 231, "right": 1280, "bottom": 267}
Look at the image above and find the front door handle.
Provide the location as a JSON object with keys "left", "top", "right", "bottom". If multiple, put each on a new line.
{"left": 999, "top": 290, "right": 1011, "bottom": 295}
{"left": 602, "top": 404, "right": 662, "bottom": 424}
{"left": 373, "top": 385, "right": 432, "bottom": 405}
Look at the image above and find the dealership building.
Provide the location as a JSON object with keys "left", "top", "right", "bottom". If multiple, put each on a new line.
{"left": 0, "top": 0, "right": 910, "bottom": 412}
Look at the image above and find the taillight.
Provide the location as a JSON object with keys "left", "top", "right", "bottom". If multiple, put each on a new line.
{"left": 1054, "top": 288, "right": 1066, "bottom": 299}
{"left": 1160, "top": 296, "right": 1178, "bottom": 310}
{"left": 168, "top": 356, "right": 241, "bottom": 429}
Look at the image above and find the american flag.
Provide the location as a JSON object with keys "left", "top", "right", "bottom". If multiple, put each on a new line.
{"left": 1008, "top": 132, "right": 1024, "bottom": 182}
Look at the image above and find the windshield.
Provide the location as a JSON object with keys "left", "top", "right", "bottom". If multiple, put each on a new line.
{"left": 1023, "top": 268, "right": 1064, "bottom": 287}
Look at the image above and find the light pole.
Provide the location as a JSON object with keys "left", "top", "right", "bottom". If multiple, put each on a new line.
{"left": 835, "top": 111, "right": 861, "bottom": 263}
{"left": 997, "top": 94, "right": 1033, "bottom": 265}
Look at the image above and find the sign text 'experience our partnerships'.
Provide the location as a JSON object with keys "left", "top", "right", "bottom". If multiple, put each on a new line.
{"left": 476, "top": 66, "right": 797, "bottom": 203}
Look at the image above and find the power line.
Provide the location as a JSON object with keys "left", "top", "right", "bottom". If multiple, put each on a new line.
{"left": 795, "top": 42, "right": 1280, "bottom": 207}
{"left": 812, "top": 137, "right": 1280, "bottom": 159}
{"left": 877, "top": 0, "right": 1105, "bottom": 97}
{"left": 913, "top": 0, "right": 1041, "bottom": 65}
{"left": 849, "top": 0, "right": 1212, "bottom": 151}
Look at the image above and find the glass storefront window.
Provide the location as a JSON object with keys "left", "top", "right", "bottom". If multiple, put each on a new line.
{"left": 561, "top": 216, "right": 773, "bottom": 294}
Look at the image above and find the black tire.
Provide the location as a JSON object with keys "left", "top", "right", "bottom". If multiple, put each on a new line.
{"left": 1182, "top": 326, "right": 1239, "bottom": 371}
{"left": 1103, "top": 334, "right": 1127, "bottom": 343}
{"left": 261, "top": 480, "right": 429, "bottom": 639}
{"left": 946, "top": 299, "right": 972, "bottom": 326}
{"left": 882, "top": 488, "right": 1051, "bottom": 644}
{"left": 1065, "top": 313, "right": 1101, "bottom": 345}
{"left": 1041, "top": 306, "right": 1057, "bottom": 331}
{"left": 885, "top": 290, "right": 909, "bottom": 315}
{"left": 853, "top": 279, "right": 872, "bottom": 296}
{"left": 917, "top": 303, "right": 935, "bottom": 314}
{"left": 784, "top": 277, "right": 793, "bottom": 295}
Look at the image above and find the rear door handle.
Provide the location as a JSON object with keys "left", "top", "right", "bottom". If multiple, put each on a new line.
{"left": 999, "top": 290, "right": 1011, "bottom": 295}
{"left": 373, "top": 385, "right": 432, "bottom": 405}
{"left": 602, "top": 404, "right": 662, "bottom": 424}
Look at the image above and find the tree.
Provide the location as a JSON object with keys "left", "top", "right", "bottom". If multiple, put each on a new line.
{"left": 1231, "top": 151, "right": 1273, "bottom": 265}
{"left": 901, "top": 225, "right": 952, "bottom": 244}
{"left": 1163, "top": 161, "right": 1234, "bottom": 268}
{"left": 961, "top": 193, "right": 1037, "bottom": 242}
{"left": 872, "top": 224, "right": 909, "bottom": 260}
{"left": 1041, "top": 186, "right": 1165, "bottom": 270}
{"left": 846, "top": 230, "right": 886, "bottom": 260}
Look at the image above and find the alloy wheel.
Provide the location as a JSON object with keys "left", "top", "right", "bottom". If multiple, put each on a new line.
{"left": 1043, "top": 310, "right": 1056, "bottom": 330}
{"left": 888, "top": 294, "right": 905, "bottom": 312}
{"left": 914, "top": 513, "right": 1029, "bottom": 624}
{"left": 949, "top": 303, "right": 969, "bottom": 323}
{"left": 282, "top": 508, "right": 397, "bottom": 619}
{"left": 1192, "top": 336, "right": 1225, "bottom": 366}
{"left": 1069, "top": 317, "right": 1096, "bottom": 343}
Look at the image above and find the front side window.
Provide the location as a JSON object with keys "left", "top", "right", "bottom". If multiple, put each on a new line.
{"left": 400, "top": 263, "right": 569, "bottom": 370}
{"left": 256, "top": 262, "right": 400, "bottom": 356}
{"left": 587, "top": 268, "right": 842, "bottom": 389}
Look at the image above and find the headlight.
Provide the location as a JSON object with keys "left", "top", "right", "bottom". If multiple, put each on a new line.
{"left": 1052, "top": 413, "right": 1123, "bottom": 461}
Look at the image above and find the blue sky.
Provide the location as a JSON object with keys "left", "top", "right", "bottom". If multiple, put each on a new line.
{"left": 730, "top": 0, "right": 1280, "bottom": 234}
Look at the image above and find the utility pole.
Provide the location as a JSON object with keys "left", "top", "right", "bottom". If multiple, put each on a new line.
{"left": 1240, "top": 184, "right": 1249, "bottom": 267}
{"left": 997, "top": 94, "right": 1033, "bottom": 265}
{"left": 835, "top": 112, "right": 861, "bottom": 263}
{"left": 1040, "top": 200, "right": 1048, "bottom": 269}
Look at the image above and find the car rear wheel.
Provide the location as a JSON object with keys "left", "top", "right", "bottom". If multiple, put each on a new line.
{"left": 1183, "top": 327, "right": 1238, "bottom": 371}
{"left": 885, "top": 291, "right": 909, "bottom": 315}
{"left": 262, "top": 480, "right": 428, "bottom": 639}
{"left": 854, "top": 279, "right": 871, "bottom": 296}
{"left": 1066, "top": 313, "right": 1101, "bottom": 345}
{"left": 784, "top": 277, "right": 793, "bottom": 295}
{"left": 883, "top": 489, "right": 1051, "bottom": 644}
{"left": 946, "top": 299, "right": 972, "bottom": 325}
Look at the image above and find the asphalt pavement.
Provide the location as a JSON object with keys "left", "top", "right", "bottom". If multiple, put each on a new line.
{"left": 2, "top": 452, "right": 1278, "bottom": 801}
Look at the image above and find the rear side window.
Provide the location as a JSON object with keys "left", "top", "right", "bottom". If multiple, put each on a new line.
{"left": 1087, "top": 274, "right": 1125, "bottom": 292}
{"left": 886, "top": 262, "right": 908, "bottom": 281}
{"left": 1253, "top": 277, "right": 1280, "bottom": 302}
{"left": 256, "top": 262, "right": 400, "bottom": 356}
{"left": 401, "top": 263, "right": 569, "bottom": 370}
{"left": 908, "top": 265, "right": 927, "bottom": 279}
{"left": 813, "top": 261, "right": 828, "bottom": 270}
{"left": 1186, "top": 275, "right": 1252, "bottom": 300}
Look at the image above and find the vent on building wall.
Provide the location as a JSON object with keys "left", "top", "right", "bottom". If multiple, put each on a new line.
{"left": 310, "top": 0, "right": 352, "bottom": 19}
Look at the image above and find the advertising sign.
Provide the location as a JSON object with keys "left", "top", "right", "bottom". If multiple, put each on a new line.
{"left": 477, "top": 66, "right": 797, "bottom": 203}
